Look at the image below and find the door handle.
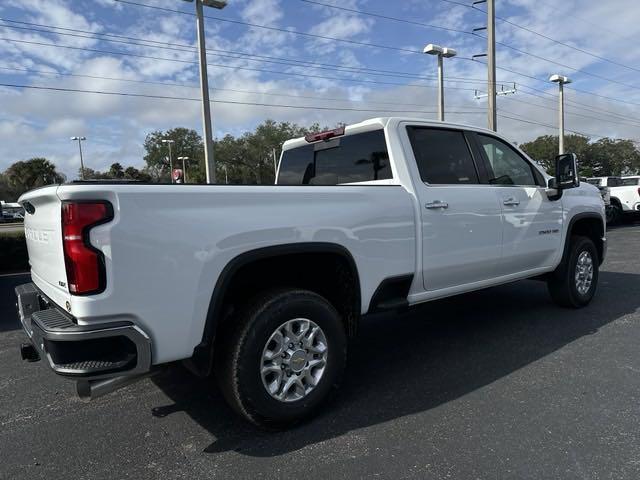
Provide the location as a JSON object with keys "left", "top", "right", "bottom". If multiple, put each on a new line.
{"left": 425, "top": 200, "right": 449, "bottom": 209}
{"left": 503, "top": 197, "right": 520, "bottom": 206}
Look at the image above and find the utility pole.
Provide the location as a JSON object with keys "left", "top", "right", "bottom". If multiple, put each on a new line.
{"left": 487, "top": 0, "right": 497, "bottom": 131}
{"left": 70, "top": 136, "right": 86, "bottom": 180}
{"left": 550, "top": 75, "right": 572, "bottom": 154}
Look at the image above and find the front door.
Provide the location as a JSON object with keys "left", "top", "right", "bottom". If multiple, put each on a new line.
{"left": 405, "top": 126, "right": 504, "bottom": 291}
{"left": 473, "top": 133, "right": 563, "bottom": 275}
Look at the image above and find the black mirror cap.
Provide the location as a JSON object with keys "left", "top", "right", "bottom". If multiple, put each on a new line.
{"left": 555, "top": 153, "right": 580, "bottom": 190}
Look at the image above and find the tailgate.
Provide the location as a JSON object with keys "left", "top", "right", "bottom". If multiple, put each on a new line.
{"left": 20, "top": 186, "right": 70, "bottom": 307}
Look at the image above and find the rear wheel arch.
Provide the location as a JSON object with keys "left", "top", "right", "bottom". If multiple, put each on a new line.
{"left": 187, "top": 243, "right": 361, "bottom": 376}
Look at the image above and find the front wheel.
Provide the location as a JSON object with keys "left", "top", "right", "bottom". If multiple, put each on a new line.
{"left": 216, "top": 289, "right": 347, "bottom": 429}
{"left": 606, "top": 203, "right": 622, "bottom": 225}
{"left": 547, "top": 236, "right": 599, "bottom": 308}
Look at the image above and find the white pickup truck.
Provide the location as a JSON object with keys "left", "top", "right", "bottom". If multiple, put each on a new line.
{"left": 587, "top": 176, "right": 640, "bottom": 224}
{"left": 16, "top": 118, "right": 606, "bottom": 428}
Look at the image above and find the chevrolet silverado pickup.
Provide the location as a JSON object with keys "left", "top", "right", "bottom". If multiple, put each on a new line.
{"left": 15, "top": 118, "right": 606, "bottom": 428}
{"left": 587, "top": 176, "right": 640, "bottom": 224}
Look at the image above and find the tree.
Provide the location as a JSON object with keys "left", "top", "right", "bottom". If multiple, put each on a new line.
{"left": 108, "top": 162, "right": 125, "bottom": 179}
{"left": 520, "top": 134, "right": 640, "bottom": 177}
{"left": 4, "top": 158, "right": 65, "bottom": 198}
{"left": 212, "top": 120, "right": 327, "bottom": 184}
{"left": 124, "top": 166, "right": 152, "bottom": 182}
{"left": 0, "top": 173, "right": 13, "bottom": 201}
{"left": 520, "top": 134, "right": 589, "bottom": 174}
{"left": 143, "top": 128, "right": 205, "bottom": 183}
{"left": 583, "top": 138, "right": 640, "bottom": 177}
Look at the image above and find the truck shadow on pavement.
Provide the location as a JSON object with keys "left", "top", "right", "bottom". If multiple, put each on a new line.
{"left": 150, "top": 269, "right": 640, "bottom": 456}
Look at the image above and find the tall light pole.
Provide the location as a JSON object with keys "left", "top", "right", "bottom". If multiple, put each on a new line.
{"left": 182, "top": 0, "right": 228, "bottom": 184}
{"left": 161, "top": 138, "right": 175, "bottom": 183}
{"left": 177, "top": 156, "right": 189, "bottom": 183}
{"left": 550, "top": 75, "right": 572, "bottom": 154}
{"left": 70, "top": 136, "right": 86, "bottom": 180}
{"left": 423, "top": 44, "right": 457, "bottom": 121}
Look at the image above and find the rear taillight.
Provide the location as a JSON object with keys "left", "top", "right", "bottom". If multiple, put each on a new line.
{"left": 61, "top": 201, "right": 113, "bottom": 295}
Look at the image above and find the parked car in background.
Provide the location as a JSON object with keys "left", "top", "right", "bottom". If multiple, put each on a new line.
{"left": 586, "top": 176, "right": 639, "bottom": 224}
{"left": 15, "top": 118, "right": 606, "bottom": 428}
{"left": 583, "top": 178, "right": 610, "bottom": 212}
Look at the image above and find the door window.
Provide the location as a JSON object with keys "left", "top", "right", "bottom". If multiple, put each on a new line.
{"left": 477, "top": 134, "right": 539, "bottom": 186}
{"left": 407, "top": 127, "right": 479, "bottom": 184}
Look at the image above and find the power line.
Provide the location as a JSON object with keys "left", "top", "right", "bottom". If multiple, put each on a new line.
{"left": 0, "top": 81, "right": 485, "bottom": 115}
{"left": 489, "top": 11, "right": 640, "bottom": 75}
{"left": 498, "top": 94, "right": 640, "bottom": 129}
{"left": 290, "top": 0, "right": 640, "bottom": 101}
{"left": 0, "top": 36, "right": 479, "bottom": 92}
{"left": 516, "top": 85, "right": 640, "bottom": 125}
{"left": 112, "top": 0, "right": 640, "bottom": 106}
{"left": 492, "top": 39, "right": 640, "bottom": 92}
{"left": 0, "top": 65, "right": 488, "bottom": 111}
{"left": 0, "top": 18, "right": 493, "bottom": 85}
{"left": 113, "top": 0, "right": 423, "bottom": 55}
{"left": 296, "top": 0, "right": 469, "bottom": 35}
{"left": 497, "top": 110, "right": 609, "bottom": 140}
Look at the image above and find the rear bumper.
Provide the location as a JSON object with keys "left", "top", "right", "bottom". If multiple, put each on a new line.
{"left": 16, "top": 282, "right": 151, "bottom": 380}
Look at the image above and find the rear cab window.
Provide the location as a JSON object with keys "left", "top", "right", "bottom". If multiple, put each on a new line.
{"left": 277, "top": 130, "right": 392, "bottom": 185}
{"left": 621, "top": 177, "right": 640, "bottom": 186}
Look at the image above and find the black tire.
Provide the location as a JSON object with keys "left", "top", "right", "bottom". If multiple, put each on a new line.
{"left": 606, "top": 202, "right": 622, "bottom": 225}
{"left": 215, "top": 288, "right": 347, "bottom": 429}
{"left": 547, "top": 235, "right": 599, "bottom": 308}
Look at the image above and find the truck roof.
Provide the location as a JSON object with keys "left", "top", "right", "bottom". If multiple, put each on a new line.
{"left": 281, "top": 117, "right": 509, "bottom": 151}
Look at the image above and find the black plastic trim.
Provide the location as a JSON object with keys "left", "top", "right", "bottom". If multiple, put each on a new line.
{"left": 189, "top": 242, "right": 361, "bottom": 376}
{"left": 367, "top": 274, "right": 414, "bottom": 313}
{"left": 560, "top": 213, "right": 606, "bottom": 268}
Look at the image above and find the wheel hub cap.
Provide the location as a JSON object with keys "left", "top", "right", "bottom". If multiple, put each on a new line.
{"left": 575, "top": 250, "right": 594, "bottom": 295}
{"left": 260, "top": 318, "right": 328, "bottom": 402}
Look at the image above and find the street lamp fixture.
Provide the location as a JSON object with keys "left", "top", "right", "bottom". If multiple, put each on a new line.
{"left": 177, "top": 156, "right": 190, "bottom": 183}
{"left": 549, "top": 74, "right": 572, "bottom": 154}
{"left": 423, "top": 44, "right": 457, "bottom": 121}
{"left": 161, "top": 139, "right": 175, "bottom": 183}
{"left": 70, "top": 136, "right": 87, "bottom": 180}
{"left": 181, "top": 0, "right": 228, "bottom": 184}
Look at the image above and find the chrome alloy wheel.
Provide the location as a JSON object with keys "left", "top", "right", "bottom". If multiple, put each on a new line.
{"left": 575, "top": 250, "right": 594, "bottom": 295}
{"left": 260, "top": 318, "right": 328, "bottom": 402}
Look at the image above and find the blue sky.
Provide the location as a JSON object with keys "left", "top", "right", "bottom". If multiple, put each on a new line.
{"left": 1, "top": 0, "right": 639, "bottom": 178}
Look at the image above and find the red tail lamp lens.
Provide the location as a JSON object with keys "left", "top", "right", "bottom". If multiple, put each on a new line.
{"left": 62, "top": 202, "right": 113, "bottom": 295}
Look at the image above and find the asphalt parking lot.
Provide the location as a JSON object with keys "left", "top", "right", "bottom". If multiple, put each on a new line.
{"left": 1, "top": 222, "right": 640, "bottom": 480}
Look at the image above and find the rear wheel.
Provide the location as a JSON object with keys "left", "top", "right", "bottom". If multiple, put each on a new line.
{"left": 547, "top": 236, "right": 599, "bottom": 308}
{"left": 216, "top": 289, "right": 347, "bottom": 429}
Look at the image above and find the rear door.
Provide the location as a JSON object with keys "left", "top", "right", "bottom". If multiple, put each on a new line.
{"left": 472, "top": 133, "right": 563, "bottom": 275}
{"left": 405, "top": 126, "right": 503, "bottom": 291}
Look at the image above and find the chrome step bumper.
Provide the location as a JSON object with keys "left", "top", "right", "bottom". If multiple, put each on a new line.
{"left": 16, "top": 282, "right": 152, "bottom": 380}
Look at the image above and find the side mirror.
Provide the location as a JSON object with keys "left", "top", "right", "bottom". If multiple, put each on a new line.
{"left": 555, "top": 153, "right": 580, "bottom": 189}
